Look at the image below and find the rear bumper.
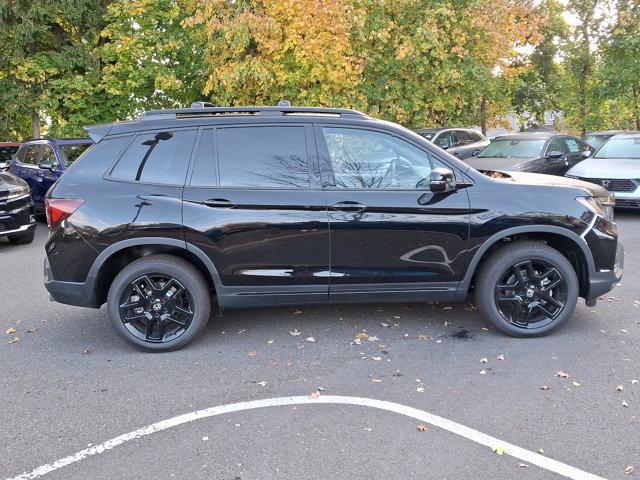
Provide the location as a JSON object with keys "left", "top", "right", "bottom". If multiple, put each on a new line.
{"left": 44, "top": 256, "right": 100, "bottom": 308}
{"left": 586, "top": 241, "right": 623, "bottom": 306}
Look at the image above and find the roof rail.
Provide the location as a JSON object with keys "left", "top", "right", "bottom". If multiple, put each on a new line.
{"left": 139, "top": 103, "right": 368, "bottom": 121}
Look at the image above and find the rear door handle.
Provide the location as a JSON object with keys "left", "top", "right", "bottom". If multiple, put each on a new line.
{"left": 331, "top": 201, "right": 366, "bottom": 212}
{"left": 201, "top": 198, "right": 236, "bottom": 208}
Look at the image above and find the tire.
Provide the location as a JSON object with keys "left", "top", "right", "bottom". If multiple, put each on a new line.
{"left": 7, "top": 228, "right": 35, "bottom": 245}
{"left": 107, "top": 254, "right": 211, "bottom": 352}
{"left": 475, "top": 241, "right": 579, "bottom": 337}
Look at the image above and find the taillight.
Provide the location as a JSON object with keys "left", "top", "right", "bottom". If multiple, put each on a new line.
{"left": 45, "top": 198, "right": 85, "bottom": 231}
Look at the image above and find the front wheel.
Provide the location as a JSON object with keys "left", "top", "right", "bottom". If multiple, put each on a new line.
{"left": 475, "top": 241, "right": 579, "bottom": 337}
{"left": 107, "top": 254, "right": 211, "bottom": 351}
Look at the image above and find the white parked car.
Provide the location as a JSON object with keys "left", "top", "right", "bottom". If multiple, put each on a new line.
{"left": 566, "top": 132, "right": 640, "bottom": 208}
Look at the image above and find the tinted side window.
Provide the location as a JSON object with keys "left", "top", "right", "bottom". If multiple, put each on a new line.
{"left": 467, "top": 131, "right": 484, "bottom": 142}
{"left": 453, "top": 130, "right": 469, "bottom": 145}
{"left": 20, "top": 145, "right": 40, "bottom": 165}
{"left": 41, "top": 144, "right": 56, "bottom": 167}
{"left": 434, "top": 132, "right": 453, "bottom": 148}
{"left": 217, "top": 126, "right": 309, "bottom": 188}
{"left": 546, "top": 138, "right": 565, "bottom": 155}
{"left": 190, "top": 129, "right": 217, "bottom": 186}
{"left": 564, "top": 138, "right": 581, "bottom": 153}
{"left": 322, "top": 127, "right": 445, "bottom": 190}
{"left": 110, "top": 130, "right": 196, "bottom": 185}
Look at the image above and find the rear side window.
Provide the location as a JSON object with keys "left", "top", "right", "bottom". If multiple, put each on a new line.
{"left": 190, "top": 129, "right": 217, "bottom": 186}
{"left": 216, "top": 126, "right": 309, "bottom": 188}
{"left": 41, "top": 144, "right": 56, "bottom": 167}
{"left": 110, "top": 130, "right": 196, "bottom": 185}
{"left": 564, "top": 138, "right": 581, "bottom": 153}
{"left": 453, "top": 130, "right": 469, "bottom": 145}
{"left": 0, "top": 146, "right": 18, "bottom": 163}
{"left": 19, "top": 145, "right": 40, "bottom": 165}
{"left": 467, "top": 131, "right": 484, "bottom": 142}
{"left": 59, "top": 144, "right": 91, "bottom": 167}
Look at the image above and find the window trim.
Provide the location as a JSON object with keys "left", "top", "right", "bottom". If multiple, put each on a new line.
{"left": 315, "top": 124, "right": 461, "bottom": 192}
{"left": 186, "top": 123, "right": 319, "bottom": 190}
{"left": 104, "top": 127, "right": 198, "bottom": 187}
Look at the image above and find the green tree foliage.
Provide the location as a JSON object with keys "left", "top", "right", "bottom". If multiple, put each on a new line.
{"left": 600, "top": 0, "right": 640, "bottom": 129}
{"left": 100, "top": 0, "right": 207, "bottom": 117}
{"left": 0, "top": 0, "right": 112, "bottom": 139}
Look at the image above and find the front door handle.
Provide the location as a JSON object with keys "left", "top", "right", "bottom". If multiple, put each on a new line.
{"left": 331, "top": 201, "right": 366, "bottom": 212}
{"left": 201, "top": 198, "right": 236, "bottom": 208}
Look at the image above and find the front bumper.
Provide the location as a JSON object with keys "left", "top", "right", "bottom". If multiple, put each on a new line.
{"left": 585, "top": 240, "right": 623, "bottom": 306}
{"left": 0, "top": 221, "right": 36, "bottom": 238}
{"left": 44, "top": 256, "right": 101, "bottom": 308}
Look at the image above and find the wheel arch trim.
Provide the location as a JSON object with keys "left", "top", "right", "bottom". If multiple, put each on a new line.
{"left": 88, "top": 237, "right": 223, "bottom": 289}
{"left": 455, "top": 225, "right": 595, "bottom": 300}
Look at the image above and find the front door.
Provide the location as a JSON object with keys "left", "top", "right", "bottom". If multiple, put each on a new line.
{"left": 182, "top": 124, "right": 330, "bottom": 307}
{"left": 315, "top": 125, "right": 471, "bottom": 303}
{"left": 541, "top": 138, "right": 569, "bottom": 176}
{"left": 32, "top": 143, "right": 60, "bottom": 206}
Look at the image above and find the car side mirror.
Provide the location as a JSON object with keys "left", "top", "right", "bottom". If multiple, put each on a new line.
{"left": 429, "top": 167, "right": 456, "bottom": 193}
{"left": 546, "top": 150, "right": 564, "bottom": 160}
{"left": 440, "top": 144, "right": 450, "bottom": 150}
{"left": 472, "top": 149, "right": 480, "bottom": 157}
{"left": 580, "top": 150, "right": 592, "bottom": 158}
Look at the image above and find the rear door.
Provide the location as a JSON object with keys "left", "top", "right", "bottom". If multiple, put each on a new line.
{"left": 31, "top": 143, "right": 60, "bottom": 206}
{"left": 182, "top": 124, "right": 330, "bottom": 307}
{"left": 316, "top": 125, "right": 471, "bottom": 303}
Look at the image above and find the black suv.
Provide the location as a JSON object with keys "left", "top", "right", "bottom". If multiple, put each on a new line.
{"left": 44, "top": 103, "right": 623, "bottom": 351}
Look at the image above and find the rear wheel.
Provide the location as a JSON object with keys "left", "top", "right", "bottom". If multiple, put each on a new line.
{"left": 7, "top": 228, "right": 35, "bottom": 245}
{"left": 107, "top": 254, "right": 211, "bottom": 351}
{"left": 475, "top": 241, "right": 579, "bottom": 337}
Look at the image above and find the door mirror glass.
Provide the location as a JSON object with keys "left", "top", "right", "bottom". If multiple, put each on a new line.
{"left": 429, "top": 167, "right": 456, "bottom": 193}
{"left": 580, "top": 150, "right": 592, "bottom": 158}
{"left": 546, "top": 150, "right": 564, "bottom": 160}
{"left": 472, "top": 149, "right": 480, "bottom": 157}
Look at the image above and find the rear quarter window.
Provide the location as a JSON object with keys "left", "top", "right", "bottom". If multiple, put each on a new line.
{"left": 60, "top": 136, "right": 130, "bottom": 185}
{"left": 110, "top": 130, "right": 196, "bottom": 185}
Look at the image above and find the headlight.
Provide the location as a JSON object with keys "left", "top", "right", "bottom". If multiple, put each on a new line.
{"left": 576, "top": 196, "right": 614, "bottom": 222}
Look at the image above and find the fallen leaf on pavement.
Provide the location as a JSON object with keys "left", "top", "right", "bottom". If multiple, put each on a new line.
{"left": 293, "top": 309, "right": 303, "bottom": 315}
{"left": 540, "top": 384, "right": 550, "bottom": 391}
{"left": 308, "top": 390, "right": 321, "bottom": 399}
{"left": 257, "top": 381, "right": 267, "bottom": 387}
{"left": 306, "top": 336, "right": 315, "bottom": 342}
{"left": 572, "top": 381, "right": 581, "bottom": 387}
{"left": 5, "top": 327, "right": 16, "bottom": 335}
{"left": 267, "top": 340, "right": 274, "bottom": 345}
{"left": 290, "top": 329, "right": 301, "bottom": 336}
{"left": 497, "top": 354, "right": 505, "bottom": 360}
{"left": 480, "top": 357, "right": 488, "bottom": 363}
{"left": 479, "top": 370, "right": 487, "bottom": 375}
{"left": 367, "top": 335, "right": 379, "bottom": 342}
{"left": 372, "top": 378, "right": 382, "bottom": 384}
{"left": 248, "top": 351, "right": 257, "bottom": 357}
{"left": 26, "top": 327, "right": 37, "bottom": 333}
{"left": 556, "top": 371, "right": 570, "bottom": 378}
{"left": 355, "top": 332, "right": 369, "bottom": 340}
{"left": 538, "top": 448, "right": 545, "bottom": 454}
{"left": 491, "top": 445, "right": 505, "bottom": 455}
{"left": 622, "top": 401, "right": 629, "bottom": 407}
{"left": 631, "top": 380, "right": 638, "bottom": 384}
{"left": 318, "top": 387, "right": 326, "bottom": 391}
{"left": 417, "top": 423, "right": 428, "bottom": 432}
{"left": 82, "top": 348, "right": 90, "bottom": 354}
{"left": 269, "top": 360, "right": 278, "bottom": 368}
{"left": 416, "top": 386, "right": 425, "bottom": 393}
{"left": 616, "top": 385, "right": 625, "bottom": 392}
{"left": 518, "top": 463, "right": 530, "bottom": 468}
{"left": 624, "top": 466, "right": 635, "bottom": 475}
{"left": 418, "top": 335, "right": 430, "bottom": 340}
{"left": 351, "top": 338, "right": 362, "bottom": 346}
{"left": 286, "top": 360, "right": 294, "bottom": 367}
{"left": 202, "top": 436, "right": 209, "bottom": 441}
{"left": 372, "top": 356, "right": 382, "bottom": 361}
{"left": 8, "top": 337, "right": 19, "bottom": 344}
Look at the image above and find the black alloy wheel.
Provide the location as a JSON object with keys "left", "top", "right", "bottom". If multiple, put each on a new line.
{"left": 107, "top": 254, "right": 211, "bottom": 351}
{"left": 119, "top": 274, "right": 194, "bottom": 343}
{"left": 494, "top": 259, "right": 568, "bottom": 329}
{"left": 475, "top": 241, "right": 579, "bottom": 337}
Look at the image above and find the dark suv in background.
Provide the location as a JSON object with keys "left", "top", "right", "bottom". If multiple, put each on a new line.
{"left": 9, "top": 138, "right": 92, "bottom": 211}
{"left": 414, "top": 128, "right": 489, "bottom": 159}
{"left": 44, "top": 103, "right": 622, "bottom": 351}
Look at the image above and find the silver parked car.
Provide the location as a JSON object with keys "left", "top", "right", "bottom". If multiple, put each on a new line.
{"left": 566, "top": 132, "right": 640, "bottom": 208}
{"left": 414, "top": 128, "right": 490, "bottom": 160}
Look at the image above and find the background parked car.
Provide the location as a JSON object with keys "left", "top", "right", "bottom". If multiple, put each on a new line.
{"left": 566, "top": 132, "right": 640, "bottom": 209}
{"left": 9, "top": 138, "right": 92, "bottom": 211}
{"left": 465, "top": 133, "right": 593, "bottom": 176}
{"left": 0, "top": 142, "right": 21, "bottom": 171}
{"left": 414, "top": 128, "right": 489, "bottom": 159}
{"left": 0, "top": 171, "right": 36, "bottom": 244}
{"left": 584, "top": 130, "right": 636, "bottom": 150}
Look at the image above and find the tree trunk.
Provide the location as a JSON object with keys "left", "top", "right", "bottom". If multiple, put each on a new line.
{"left": 480, "top": 97, "right": 487, "bottom": 136}
{"left": 31, "top": 111, "right": 40, "bottom": 139}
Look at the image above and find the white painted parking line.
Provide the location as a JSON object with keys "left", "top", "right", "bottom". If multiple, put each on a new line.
{"left": 5, "top": 395, "right": 606, "bottom": 480}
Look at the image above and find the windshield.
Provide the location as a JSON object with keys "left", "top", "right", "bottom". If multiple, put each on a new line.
{"left": 0, "top": 146, "right": 19, "bottom": 163}
{"left": 477, "top": 139, "right": 545, "bottom": 159}
{"left": 585, "top": 135, "right": 610, "bottom": 149}
{"left": 59, "top": 144, "right": 91, "bottom": 167}
{"left": 594, "top": 137, "right": 640, "bottom": 159}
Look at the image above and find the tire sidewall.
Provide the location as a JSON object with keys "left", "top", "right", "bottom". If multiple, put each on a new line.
{"left": 107, "top": 259, "right": 210, "bottom": 352}
{"left": 478, "top": 246, "right": 579, "bottom": 337}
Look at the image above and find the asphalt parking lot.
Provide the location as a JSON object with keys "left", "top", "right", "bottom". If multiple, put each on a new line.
{"left": 1, "top": 213, "right": 639, "bottom": 480}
